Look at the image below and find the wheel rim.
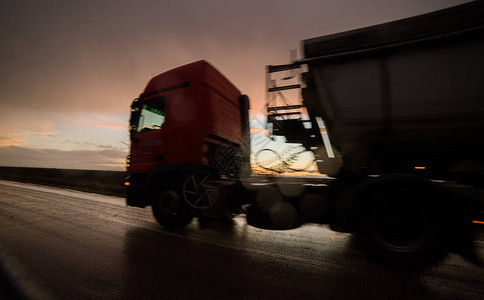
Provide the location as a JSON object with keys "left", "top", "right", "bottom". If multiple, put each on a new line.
{"left": 182, "top": 172, "right": 220, "bottom": 209}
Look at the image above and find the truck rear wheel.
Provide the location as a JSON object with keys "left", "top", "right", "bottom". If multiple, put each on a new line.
{"left": 151, "top": 178, "right": 193, "bottom": 229}
{"left": 355, "top": 175, "right": 447, "bottom": 271}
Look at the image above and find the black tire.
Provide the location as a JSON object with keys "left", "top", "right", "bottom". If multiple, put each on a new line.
{"left": 246, "top": 205, "right": 275, "bottom": 229}
{"left": 246, "top": 203, "right": 301, "bottom": 230}
{"left": 354, "top": 175, "right": 447, "bottom": 272}
{"left": 151, "top": 177, "right": 193, "bottom": 229}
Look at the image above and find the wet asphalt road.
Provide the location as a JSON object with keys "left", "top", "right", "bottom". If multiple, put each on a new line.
{"left": 0, "top": 180, "right": 483, "bottom": 299}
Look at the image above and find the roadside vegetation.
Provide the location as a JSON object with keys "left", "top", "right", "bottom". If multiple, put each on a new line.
{"left": 0, "top": 167, "right": 125, "bottom": 197}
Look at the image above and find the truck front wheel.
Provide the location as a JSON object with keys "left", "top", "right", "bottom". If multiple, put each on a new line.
{"left": 151, "top": 179, "right": 193, "bottom": 229}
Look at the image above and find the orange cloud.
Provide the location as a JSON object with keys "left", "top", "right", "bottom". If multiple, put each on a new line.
{"left": 88, "top": 122, "right": 128, "bottom": 130}
{"left": 0, "top": 130, "right": 27, "bottom": 147}
{"left": 22, "top": 119, "right": 59, "bottom": 137}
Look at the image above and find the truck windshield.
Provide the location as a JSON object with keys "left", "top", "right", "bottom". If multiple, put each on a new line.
{"left": 137, "top": 97, "right": 165, "bottom": 133}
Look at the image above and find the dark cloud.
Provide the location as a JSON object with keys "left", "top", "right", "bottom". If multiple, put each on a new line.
{"left": 1, "top": 0, "right": 469, "bottom": 114}
{"left": 63, "top": 140, "right": 122, "bottom": 150}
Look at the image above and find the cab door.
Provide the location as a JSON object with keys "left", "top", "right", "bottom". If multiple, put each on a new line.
{"left": 129, "top": 97, "right": 167, "bottom": 173}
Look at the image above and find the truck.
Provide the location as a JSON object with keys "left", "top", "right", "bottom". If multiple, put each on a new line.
{"left": 125, "top": 1, "right": 483, "bottom": 271}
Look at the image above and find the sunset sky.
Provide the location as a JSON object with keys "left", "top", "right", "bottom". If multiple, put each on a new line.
{"left": 0, "top": 0, "right": 469, "bottom": 170}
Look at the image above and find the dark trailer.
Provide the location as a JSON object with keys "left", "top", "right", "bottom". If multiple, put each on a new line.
{"left": 301, "top": 1, "right": 484, "bottom": 183}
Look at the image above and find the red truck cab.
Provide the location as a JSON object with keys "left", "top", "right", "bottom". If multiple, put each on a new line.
{"left": 126, "top": 60, "right": 250, "bottom": 212}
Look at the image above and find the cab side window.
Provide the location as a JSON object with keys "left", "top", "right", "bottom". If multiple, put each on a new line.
{"left": 137, "top": 97, "right": 166, "bottom": 133}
